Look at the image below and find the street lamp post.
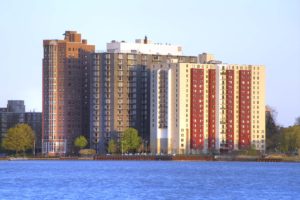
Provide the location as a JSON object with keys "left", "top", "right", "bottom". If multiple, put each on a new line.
{"left": 121, "top": 135, "right": 124, "bottom": 160}
{"left": 121, "top": 139, "right": 123, "bottom": 155}
{"left": 33, "top": 139, "right": 36, "bottom": 157}
{"left": 145, "top": 140, "right": 148, "bottom": 153}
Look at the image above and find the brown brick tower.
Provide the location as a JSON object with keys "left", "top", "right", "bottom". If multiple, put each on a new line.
{"left": 42, "top": 31, "right": 95, "bottom": 155}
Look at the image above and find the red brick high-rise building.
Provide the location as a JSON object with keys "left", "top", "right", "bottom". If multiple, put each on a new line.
{"left": 42, "top": 31, "right": 95, "bottom": 155}
{"left": 151, "top": 63, "right": 265, "bottom": 154}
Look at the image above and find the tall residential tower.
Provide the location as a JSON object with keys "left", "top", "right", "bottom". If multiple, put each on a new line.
{"left": 150, "top": 63, "right": 265, "bottom": 154}
{"left": 42, "top": 31, "right": 95, "bottom": 155}
{"left": 90, "top": 38, "right": 197, "bottom": 153}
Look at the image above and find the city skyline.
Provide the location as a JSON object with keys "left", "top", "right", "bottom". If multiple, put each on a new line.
{"left": 41, "top": 31, "right": 266, "bottom": 155}
{"left": 0, "top": 0, "right": 299, "bottom": 127}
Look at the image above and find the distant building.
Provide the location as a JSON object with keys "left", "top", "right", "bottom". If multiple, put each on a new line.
{"left": 0, "top": 100, "right": 42, "bottom": 152}
{"left": 7, "top": 100, "right": 25, "bottom": 113}
{"left": 198, "top": 53, "right": 215, "bottom": 64}
{"left": 150, "top": 63, "right": 266, "bottom": 154}
{"left": 198, "top": 53, "right": 222, "bottom": 64}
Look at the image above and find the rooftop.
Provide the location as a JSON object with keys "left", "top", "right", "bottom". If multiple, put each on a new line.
{"left": 106, "top": 36, "right": 183, "bottom": 56}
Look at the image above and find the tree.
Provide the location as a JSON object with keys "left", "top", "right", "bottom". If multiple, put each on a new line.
{"left": 121, "top": 128, "right": 142, "bottom": 153}
{"left": 295, "top": 116, "right": 300, "bottom": 126}
{"left": 107, "top": 139, "right": 117, "bottom": 154}
{"left": 265, "top": 106, "right": 281, "bottom": 151}
{"left": 74, "top": 135, "right": 88, "bottom": 149}
{"left": 280, "top": 125, "right": 300, "bottom": 153}
{"left": 2, "top": 124, "right": 35, "bottom": 155}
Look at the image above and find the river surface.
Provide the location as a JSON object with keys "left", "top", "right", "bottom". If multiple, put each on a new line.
{"left": 0, "top": 161, "right": 299, "bottom": 199}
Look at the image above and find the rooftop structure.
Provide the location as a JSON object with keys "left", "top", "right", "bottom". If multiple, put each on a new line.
{"left": 7, "top": 100, "right": 25, "bottom": 113}
{"left": 107, "top": 36, "right": 183, "bottom": 56}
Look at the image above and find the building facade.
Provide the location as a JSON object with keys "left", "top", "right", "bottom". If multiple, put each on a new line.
{"left": 150, "top": 63, "right": 265, "bottom": 154}
{"left": 90, "top": 38, "right": 197, "bottom": 153}
{"left": 42, "top": 31, "right": 95, "bottom": 155}
{"left": 25, "top": 112, "right": 42, "bottom": 153}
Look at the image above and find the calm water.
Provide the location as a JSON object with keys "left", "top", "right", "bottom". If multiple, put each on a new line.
{"left": 0, "top": 161, "right": 299, "bottom": 200}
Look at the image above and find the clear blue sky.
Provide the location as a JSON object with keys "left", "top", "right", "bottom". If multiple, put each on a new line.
{"left": 0, "top": 0, "right": 299, "bottom": 127}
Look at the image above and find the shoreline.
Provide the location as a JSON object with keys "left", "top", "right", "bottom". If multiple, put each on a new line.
{"left": 1, "top": 155, "right": 299, "bottom": 162}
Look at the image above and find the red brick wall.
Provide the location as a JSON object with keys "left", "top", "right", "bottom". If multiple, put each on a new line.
{"left": 239, "top": 70, "right": 251, "bottom": 149}
{"left": 190, "top": 69, "right": 205, "bottom": 150}
{"left": 226, "top": 70, "right": 234, "bottom": 150}
{"left": 208, "top": 69, "right": 216, "bottom": 150}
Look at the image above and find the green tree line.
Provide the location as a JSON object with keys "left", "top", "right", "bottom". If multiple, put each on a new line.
{"left": 266, "top": 107, "right": 300, "bottom": 153}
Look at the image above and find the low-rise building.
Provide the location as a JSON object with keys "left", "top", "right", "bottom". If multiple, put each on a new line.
{"left": 0, "top": 101, "right": 42, "bottom": 153}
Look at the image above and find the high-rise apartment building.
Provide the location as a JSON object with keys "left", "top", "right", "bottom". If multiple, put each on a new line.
{"left": 42, "top": 31, "right": 95, "bottom": 155}
{"left": 150, "top": 63, "right": 265, "bottom": 154}
{"left": 90, "top": 38, "right": 197, "bottom": 153}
